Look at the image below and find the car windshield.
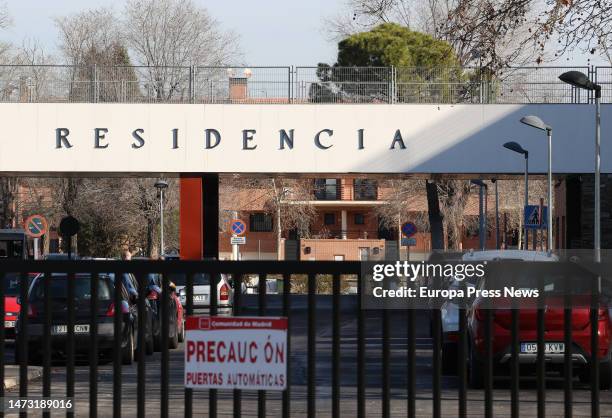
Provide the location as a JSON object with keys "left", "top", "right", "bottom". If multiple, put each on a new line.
{"left": 30, "top": 274, "right": 112, "bottom": 301}
{"left": 167, "top": 273, "right": 209, "bottom": 286}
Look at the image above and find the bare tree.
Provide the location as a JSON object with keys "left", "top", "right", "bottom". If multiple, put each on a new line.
{"left": 55, "top": 8, "right": 120, "bottom": 66}
{"left": 376, "top": 179, "right": 430, "bottom": 243}
{"left": 123, "top": 0, "right": 241, "bottom": 100}
{"left": 326, "top": 0, "right": 540, "bottom": 68}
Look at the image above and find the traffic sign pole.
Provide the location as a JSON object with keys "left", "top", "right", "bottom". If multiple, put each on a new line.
{"left": 33, "top": 237, "right": 39, "bottom": 260}
{"left": 231, "top": 212, "right": 240, "bottom": 261}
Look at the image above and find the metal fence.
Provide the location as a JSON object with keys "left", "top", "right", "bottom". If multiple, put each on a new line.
{"left": 0, "top": 65, "right": 610, "bottom": 105}
{"left": 0, "top": 259, "right": 609, "bottom": 417}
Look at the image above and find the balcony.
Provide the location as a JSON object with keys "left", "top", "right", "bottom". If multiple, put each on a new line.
{"left": 0, "top": 65, "right": 608, "bottom": 104}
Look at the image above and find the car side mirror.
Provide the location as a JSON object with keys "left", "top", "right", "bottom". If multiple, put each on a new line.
{"left": 16, "top": 296, "right": 20, "bottom": 305}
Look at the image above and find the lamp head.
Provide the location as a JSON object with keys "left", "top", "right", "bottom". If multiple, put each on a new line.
{"left": 559, "top": 71, "right": 596, "bottom": 90}
{"left": 503, "top": 141, "right": 527, "bottom": 156}
{"left": 471, "top": 179, "right": 485, "bottom": 187}
{"left": 520, "top": 115, "right": 551, "bottom": 132}
{"left": 154, "top": 179, "right": 169, "bottom": 190}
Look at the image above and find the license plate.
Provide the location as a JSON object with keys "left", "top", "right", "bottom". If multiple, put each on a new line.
{"left": 193, "top": 295, "right": 208, "bottom": 302}
{"left": 4, "top": 321, "right": 15, "bottom": 328}
{"left": 520, "top": 342, "right": 565, "bottom": 354}
{"left": 52, "top": 324, "right": 90, "bottom": 334}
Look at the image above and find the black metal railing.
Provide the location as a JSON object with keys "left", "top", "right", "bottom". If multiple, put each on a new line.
{"left": 0, "top": 259, "right": 608, "bottom": 417}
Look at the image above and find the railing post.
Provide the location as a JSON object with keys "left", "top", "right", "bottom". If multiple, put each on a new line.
{"left": 93, "top": 64, "right": 99, "bottom": 103}
{"left": 189, "top": 66, "right": 195, "bottom": 104}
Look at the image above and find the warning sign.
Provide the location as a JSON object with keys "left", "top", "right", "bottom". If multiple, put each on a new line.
{"left": 524, "top": 205, "right": 548, "bottom": 229}
{"left": 184, "top": 316, "right": 287, "bottom": 390}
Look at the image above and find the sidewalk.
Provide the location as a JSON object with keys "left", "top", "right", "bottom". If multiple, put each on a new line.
{"left": 4, "top": 366, "right": 42, "bottom": 390}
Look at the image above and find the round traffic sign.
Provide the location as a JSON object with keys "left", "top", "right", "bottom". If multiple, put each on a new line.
{"left": 230, "top": 219, "right": 246, "bottom": 236}
{"left": 401, "top": 222, "right": 417, "bottom": 238}
{"left": 24, "top": 214, "right": 48, "bottom": 238}
{"left": 60, "top": 216, "right": 80, "bottom": 237}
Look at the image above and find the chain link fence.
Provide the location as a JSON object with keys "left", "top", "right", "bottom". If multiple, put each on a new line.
{"left": 0, "top": 64, "right": 607, "bottom": 104}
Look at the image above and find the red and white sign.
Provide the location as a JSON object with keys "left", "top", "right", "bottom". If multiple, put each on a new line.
{"left": 184, "top": 316, "right": 288, "bottom": 390}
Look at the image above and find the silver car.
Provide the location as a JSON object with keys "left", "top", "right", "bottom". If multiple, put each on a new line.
{"left": 170, "top": 273, "right": 233, "bottom": 314}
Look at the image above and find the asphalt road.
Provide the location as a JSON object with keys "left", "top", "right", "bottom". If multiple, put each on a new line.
{"left": 3, "top": 302, "right": 612, "bottom": 417}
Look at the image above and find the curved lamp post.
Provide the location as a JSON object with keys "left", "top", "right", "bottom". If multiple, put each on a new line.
{"left": 559, "top": 70, "right": 602, "bottom": 259}
{"left": 520, "top": 116, "right": 552, "bottom": 251}
{"left": 503, "top": 141, "right": 529, "bottom": 249}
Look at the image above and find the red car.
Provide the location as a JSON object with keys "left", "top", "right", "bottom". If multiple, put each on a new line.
{"left": 468, "top": 277, "right": 612, "bottom": 389}
{"left": 172, "top": 285, "right": 185, "bottom": 343}
{"left": 3, "top": 273, "right": 37, "bottom": 339}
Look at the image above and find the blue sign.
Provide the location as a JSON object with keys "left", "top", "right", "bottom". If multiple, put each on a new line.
{"left": 230, "top": 219, "right": 246, "bottom": 236}
{"left": 401, "top": 237, "right": 417, "bottom": 247}
{"left": 401, "top": 222, "right": 417, "bottom": 238}
{"left": 524, "top": 205, "right": 548, "bottom": 229}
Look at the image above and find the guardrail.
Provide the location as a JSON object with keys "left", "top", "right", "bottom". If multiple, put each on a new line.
{"left": 0, "top": 65, "right": 609, "bottom": 104}
{"left": 0, "top": 259, "right": 609, "bottom": 417}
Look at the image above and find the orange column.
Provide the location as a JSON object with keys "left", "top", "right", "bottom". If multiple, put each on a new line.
{"left": 179, "top": 176, "right": 203, "bottom": 260}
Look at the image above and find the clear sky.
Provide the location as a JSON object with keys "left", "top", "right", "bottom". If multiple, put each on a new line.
{"left": 3, "top": 0, "right": 341, "bottom": 65}
{"left": 1, "top": 0, "right": 606, "bottom": 66}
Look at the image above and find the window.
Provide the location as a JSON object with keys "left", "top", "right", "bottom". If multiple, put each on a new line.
{"left": 354, "top": 213, "right": 365, "bottom": 225}
{"left": 250, "top": 213, "right": 273, "bottom": 232}
{"left": 354, "top": 179, "right": 378, "bottom": 200}
{"left": 324, "top": 213, "right": 336, "bottom": 225}
{"left": 314, "top": 179, "right": 339, "bottom": 200}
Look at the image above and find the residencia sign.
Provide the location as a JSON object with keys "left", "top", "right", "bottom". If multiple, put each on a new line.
{"left": 0, "top": 103, "right": 608, "bottom": 174}
{"left": 54, "top": 127, "right": 410, "bottom": 151}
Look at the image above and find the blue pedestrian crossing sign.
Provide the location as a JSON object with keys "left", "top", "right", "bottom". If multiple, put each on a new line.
{"left": 230, "top": 219, "right": 246, "bottom": 236}
{"left": 524, "top": 205, "right": 547, "bottom": 229}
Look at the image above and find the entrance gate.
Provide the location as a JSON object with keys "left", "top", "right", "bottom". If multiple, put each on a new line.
{"left": 1, "top": 65, "right": 612, "bottom": 417}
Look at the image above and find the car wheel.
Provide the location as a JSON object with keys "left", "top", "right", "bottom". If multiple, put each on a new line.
{"left": 442, "top": 342, "right": 458, "bottom": 376}
{"left": 600, "top": 360, "right": 612, "bottom": 390}
{"left": 178, "top": 320, "right": 185, "bottom": 343}
{"left": 122, "top": 326, "right": 135, "bottom": 365}
{"left": 468, "top": 345, "right": 484, "bottom": 389}
{"left": 578, "top": 367, "right": 590, "bottom": 385}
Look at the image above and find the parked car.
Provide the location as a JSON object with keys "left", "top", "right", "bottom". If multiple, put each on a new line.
{"left": 440, "top": 250, "right": 558, "bottom": 375}
{"left": 146, "top": 273, "right": 181, "bottom": 349}
{"left": 115, "top": 273, "right": 155, "bottom": 355}
{"left": 3, "top": 273, "right": 36, "bottom": 339}
{"left": 444, "top": 250, "right": 612, "bottom": 389}
{"left": 16, "top": 273, "right": 140, "bottom": 364}
{"left": 171, "top": 273, "right": 233, "bottom": 314}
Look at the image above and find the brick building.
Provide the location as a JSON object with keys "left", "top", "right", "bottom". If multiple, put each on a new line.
{"left": 219, "top": 176, "right": 522, "bottom": 261}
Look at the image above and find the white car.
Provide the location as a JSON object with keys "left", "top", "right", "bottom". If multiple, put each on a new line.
{"left": 170, "top": 273, "right": 233, "bottom": 314}
{"left": 439, "top": 250, "right": 557, "bottom": 374}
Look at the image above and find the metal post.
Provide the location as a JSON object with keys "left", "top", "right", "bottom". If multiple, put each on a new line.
{"left": 479, "top": 184, "right": 485, "bottom": 250}
{"left": 595, "top": 92, "right": 601, "bottom": 260}
{"left": 494, "top": 180, "right": 499, "bottom": 249}
{"left": 547, "top": 129, "right": 553, "bottom": 251}
{"left": 232, "top": 210, "right": 239, "bottom": 260}
{"left": 159, "top": 188, "right": 165, "bottom": 256}
{"left": 524, "top": 154, "right": 529, "bottom": 250}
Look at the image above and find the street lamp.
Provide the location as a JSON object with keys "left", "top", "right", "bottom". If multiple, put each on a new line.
{"left": 503, "top": 141, "right": 529, "bottom": 249}
{"left": 471, "top": 180, "right": 488, "bottom": 250}
{"left": 559, "top": 70, "right": 602, "bottom": 259}
{"left": 520, "top": 115, "right": 553, "bottom": 251}
{"left": 154, "top": 179, "right": 169, "bottom": 257}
